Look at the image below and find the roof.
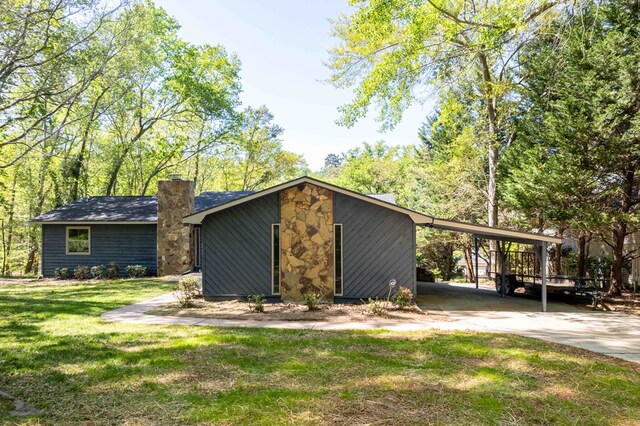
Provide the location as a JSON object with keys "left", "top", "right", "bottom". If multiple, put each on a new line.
{"left": 183, "top": 176, "right": 561, "bottom": 246}
{"left": 31, "top": 191, "right": 253, "bottom": 224}
{"left": 31, "top": 196, "right": 158, "bottom": 223}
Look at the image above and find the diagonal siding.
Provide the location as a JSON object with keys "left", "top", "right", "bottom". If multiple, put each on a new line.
{"left": 201, "top": 192, "right": 279, "bottom": 297}
{"left": 334, "top": 193, "right": 415, "bottom": 299}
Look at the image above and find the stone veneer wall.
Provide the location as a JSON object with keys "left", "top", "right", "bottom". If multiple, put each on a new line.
{"left": 280, "top": 183, "right": 334, "bottom": 302}
{"left": 157, "top": 179, "right": 194, "bottom": 276}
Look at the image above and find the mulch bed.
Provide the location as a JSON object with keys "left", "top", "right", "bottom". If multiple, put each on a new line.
{"left": 148, "top": 298, "right": 449, "bottom": 322}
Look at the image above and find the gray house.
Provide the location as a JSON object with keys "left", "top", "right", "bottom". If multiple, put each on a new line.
{"left": 33, "top": 176, "right": 561, "bottom": 304}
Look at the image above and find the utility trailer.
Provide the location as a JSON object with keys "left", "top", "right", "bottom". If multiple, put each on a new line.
{"left": 489, "top": 250, "right": 608, "bottom": 301}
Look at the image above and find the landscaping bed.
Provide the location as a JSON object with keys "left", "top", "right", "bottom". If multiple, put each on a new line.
{"left": 148, "top": 298, "right": 448, "bottom": 322}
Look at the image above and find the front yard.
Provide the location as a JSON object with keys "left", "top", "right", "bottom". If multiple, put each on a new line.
{"left": 1, "top": 279, "right": 640, "bottom": 425}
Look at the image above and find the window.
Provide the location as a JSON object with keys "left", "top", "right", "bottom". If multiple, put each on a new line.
{"left": 334, "top": 224, "right": 343, "bottom": 295}
{"left": 272, "top": 224, "right": 280, "bottom": 294}
{"left": 194, "top": 227, "right": 201, "bottom": 268}
{"left": 66, "top": 226, "right": 90, "bottom": 255}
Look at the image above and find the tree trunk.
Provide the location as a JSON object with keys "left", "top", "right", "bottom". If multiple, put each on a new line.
{"left": 554, "top": 227, "right": 565, "bottom": 275}
{"left": 477, "top": 53, "right": 499, "bottom": 253}
{"left": 577, "top": 233, "right": 587, "bottom": 282}
{"left": 609, "top": 224, "right": 626, "bottom": 296}
{"left": 463, "top": 242, "right": 475, "bottom": 283}
{"left": 1, "top": 174, "right": 17, "bottom": 276}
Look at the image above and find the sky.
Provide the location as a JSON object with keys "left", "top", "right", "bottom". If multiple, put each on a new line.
{"left": 153, "top": 0, "right": 435, "bottom": 170}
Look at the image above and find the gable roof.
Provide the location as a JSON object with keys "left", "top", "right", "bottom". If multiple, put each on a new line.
{"left": 183, "top": 176, "right": 561, "bottom": 245}
{"left": 31, "top": 191, "right": 253, "bottom": 224}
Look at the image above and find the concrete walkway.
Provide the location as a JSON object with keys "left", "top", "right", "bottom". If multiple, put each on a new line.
{"left": 102, "top": 291, "right": 640, "bottom": 364}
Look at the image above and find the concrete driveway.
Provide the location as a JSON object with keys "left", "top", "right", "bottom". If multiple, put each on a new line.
{"left": 416, "top": 282, "right": 640, "bottom": 363}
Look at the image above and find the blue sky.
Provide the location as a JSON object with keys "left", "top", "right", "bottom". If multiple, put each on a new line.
{"left": 153, "top": 0, "right": 435, "bottom": 170}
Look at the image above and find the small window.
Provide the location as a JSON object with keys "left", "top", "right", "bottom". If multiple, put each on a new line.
{"left": 272, "top": 224, "right": 280, "bottom": 294}
{"left": 334, "top": 224, "right": 343, "bottom": 295}
{"left": 66, "top": 226, "right": 90, "bottom": 255}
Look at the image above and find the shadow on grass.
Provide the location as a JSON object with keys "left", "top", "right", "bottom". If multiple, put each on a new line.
{"left": 1, "top": 280, "right": 640, "bottom": 424}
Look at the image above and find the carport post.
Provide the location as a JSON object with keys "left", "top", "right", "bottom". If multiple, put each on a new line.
{"left": 541, "top": 242, "right": 548, "bottom": 313}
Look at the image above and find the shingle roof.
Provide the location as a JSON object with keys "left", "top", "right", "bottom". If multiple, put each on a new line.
{"left": 32, "top": 192, "right": 254, "bottom": 223}
{"left": 31, "top": 196, "right": 158, "bottom": 223}
{"left": 31, "top": 187, "right": 395, "bottom": 223}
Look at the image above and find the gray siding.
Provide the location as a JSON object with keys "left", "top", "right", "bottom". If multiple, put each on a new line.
{"left": 201, "top": 192, "right": 279, "bottom": 297}
{"left": 334, "top": 193, "right": 416, "bottom": 299}
{"left": 42, "top": 224, "right": 157, "bottom": 276}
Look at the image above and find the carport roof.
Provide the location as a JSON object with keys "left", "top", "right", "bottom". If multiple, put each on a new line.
{"left": 183, "top": 176, "right": 561, "bottom": 246}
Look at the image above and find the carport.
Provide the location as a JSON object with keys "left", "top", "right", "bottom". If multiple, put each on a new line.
{"left": 413, "top": 217, "right": 562, "bottom": 313}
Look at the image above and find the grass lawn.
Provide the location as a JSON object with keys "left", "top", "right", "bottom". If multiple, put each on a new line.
{"left": 1, "top": 280, "right": 640, "bottom": 425}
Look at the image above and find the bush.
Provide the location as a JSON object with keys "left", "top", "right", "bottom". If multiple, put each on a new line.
{"left": 73, "top": 265, "right": 91, "bottom": 280}
{"left": 174, "top": 276, "right": 201, "bottom": 308}
{"left": 302, "top": 292, "right": 323, "bottom": 311}
{"left": 54, "top": 268, "right": 72, "bottom": 280}
{"left": 248, "top": 294, "right": 266, "bottom": 313}
{"left": 106, "top": 262, "right": 119, "bottom": 279}
{"left": 126, "top": 265, "right": 148, "bottom": 278}
{"left": 391, "top": 286, "right": 413, "bottom": 308}
{"left": 91, "top": 265, "right": 107, "bottom": 279}
{"left": 366, "top": 298, "right": 386, "bottom": 316}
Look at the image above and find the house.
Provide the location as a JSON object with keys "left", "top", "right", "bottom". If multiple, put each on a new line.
{"left": 32, "top": 176, "right": 561, "bottom": 303}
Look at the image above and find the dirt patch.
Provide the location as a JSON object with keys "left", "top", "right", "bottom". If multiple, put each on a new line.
{"left": 148, "top": 298, "right": 448, "bottom": 322}
{"left": 572, "top": 292, "right": 640, "bottom": 317}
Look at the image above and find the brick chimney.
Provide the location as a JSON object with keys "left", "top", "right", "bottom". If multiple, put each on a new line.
{"left": 157, "top": 176, "right": 195, "bottom": 276}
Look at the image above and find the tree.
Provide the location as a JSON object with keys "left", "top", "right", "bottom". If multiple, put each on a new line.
{"left": 0, "top": 0, "right": 127, "bottom": 168}
{"left": 506, "top": 0, "right": 640, "bottom": 295}
{"left": 328, "top": 0, "right": 563, "bottom": 241}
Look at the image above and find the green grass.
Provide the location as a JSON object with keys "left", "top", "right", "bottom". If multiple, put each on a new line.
{"left": 1, "top": 279, "right": 640, "bottom": 425}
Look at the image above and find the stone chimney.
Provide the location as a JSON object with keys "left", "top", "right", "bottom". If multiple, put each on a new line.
{"left": 157, "top": 177, "right": 195, "bottom": 276}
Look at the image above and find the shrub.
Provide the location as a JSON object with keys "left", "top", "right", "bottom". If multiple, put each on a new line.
{"left": 106, "top": 262, "right": 119, "bottom": 279}
{"left": 248, "top": 294, "right": 266, "bottom": 313}
{"left": 73, "top": 265, "right": 91, "bottom": 280}
{"left": 391, "top": 286, "right": 413, "bottom": 308}
{"left": 126, "top": 265, "right": 148, "bottom": 278}
{"left": 302, "top": 292, "right": 323, "bottom": 311}
{"left": 91, "top": 265, "right": 107, "bottom": 279}
{"left": 366, "top": 298, "right": 386, "bottom": 316}
{"left": 174, "top": 276, "right": 201, "bottom": 308}
{"left": 54, "top": 268, "right": 72, "bottom": 280}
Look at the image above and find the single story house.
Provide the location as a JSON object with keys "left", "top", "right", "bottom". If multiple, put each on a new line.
{"left": 32, "top": 176, "right": 561, "bottom": 303}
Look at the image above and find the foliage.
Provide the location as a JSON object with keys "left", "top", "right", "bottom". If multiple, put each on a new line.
{"left": 53, "top": 268, "right": 72, "bottom": 280}
{"left": 366, "top": 298, "right": 386, "bottom": 316}
{"left": 318, "top": 141, "right": 424, "bottom": 207}
{"left": 247, "top": 294, "right": 266, "bottom": 313}
{"left": 73, "top": 265, "right": 91, "bottom": 280}
{"left": 504, "top": 0, "right": 640, "bottom": 294}
{"left": 302, "top": 292, "right": 323, "bottom": 311}
{"left": 174, "top": 276, "right": 201, "bottom": 308}
{"left": 106, "top": 262, "right": 120, "bottom": 279}
{"left": 0, "top": 1, "right": 305, "bottom": 276}
{"left": 126, "top": 265, "right": 149, "bottom": 278}
{"left": 391, "top": 286, "right": 414, "bottom": 309}
{"left": 90, "top": 265, "right": 107, "bottom": 280}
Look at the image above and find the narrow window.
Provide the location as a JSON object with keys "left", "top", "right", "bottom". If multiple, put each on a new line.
{"left": 272, "top": 224, "right": 280, "bottom": 294}
{"left": 194, "top": 227, "right": 201, "bottom": 268}
{"left": 334, "top": 224, "right": 343, "bottom": 295}
{"left": 66, "top": 226, "right": 90, "bottom": 255}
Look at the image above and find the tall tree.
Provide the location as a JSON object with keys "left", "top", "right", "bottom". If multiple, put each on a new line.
{"left": 327, "top": 0, "right": 562, "bottom": 237}
{"left": 506, "top": 0, "right": 640, "bottom": 294}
